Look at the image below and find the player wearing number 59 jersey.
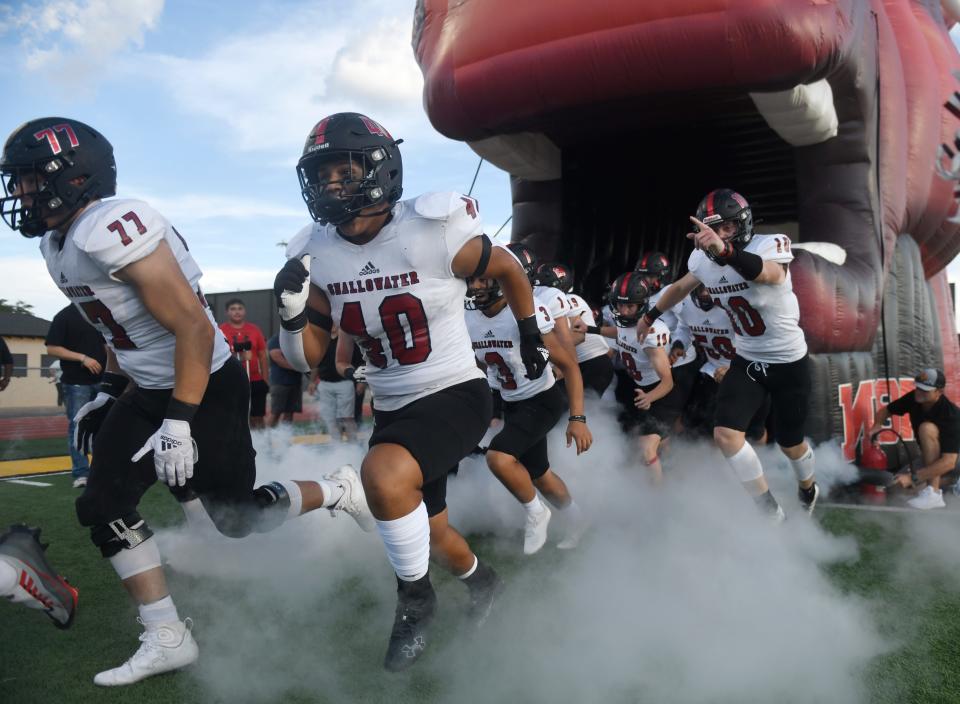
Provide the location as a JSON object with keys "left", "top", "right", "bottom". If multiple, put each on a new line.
{"left": 465, "top": 271, "right": 593, "bottom": 555}
{"left": 275, "top": 113, "right": 554, "bottom": 671}
{"left": 636, "top": 189, "right": 818, "bottom": 521}
{"left": 2, "top": 117, "right": 374, "bottom": 687}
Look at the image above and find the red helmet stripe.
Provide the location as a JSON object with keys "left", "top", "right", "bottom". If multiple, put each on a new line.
{"left": 619, "top": 272, "right": 632, "bottom": 298}
{"left": 731, "top": 191, "right": 748, "bottom": 208}
{"left": 312, "top": 118, "right": 331, "bottom": 145}
{"left": 706, "top": 190, "right": 716, "bottom": 216}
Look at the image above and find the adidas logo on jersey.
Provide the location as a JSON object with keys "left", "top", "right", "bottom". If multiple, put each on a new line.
{"left": 358, "top": 261, "right": 380, "bottom": 276}
{"left": 719, "top": 275, "right": 729, "bottom": 284}
{"left": 483, "top": 330, "right": 495, "bottom": 339}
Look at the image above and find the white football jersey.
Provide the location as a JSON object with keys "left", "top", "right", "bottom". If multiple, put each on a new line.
{"left": 676, "top": 296, "right": 736, "bottom": 379}
{"left": 687, "top": 234, "right": 807, "bottom": 363}
{"left": 648, "top": 288, "right": 698, "bottom": 368}
{"left": 40, "top": 198, "right": 230, "bottom": 389}
{"left": 534, "top": 285, "right": 573, "bottom": 320}
{"left": 566, "top": 293, "right": 608, "bottom": 363}
{"left": 288, "top": 192, "right": 485, "bottom": 411}
{"left": 614, "top": 319, "right": 671, "bottom": 386}
{"left": 465, "top": 294, "right": 555, "bottom": 401}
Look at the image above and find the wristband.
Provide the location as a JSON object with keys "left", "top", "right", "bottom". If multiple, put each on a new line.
{"left": 641, "top": 307, "right": 663, "bottom": 326}
{"left": 343, "top": 366, "right": 356, "bottom": 381}
{"left": 568, "top": 415, "right": 587, "bottom": 423}
{"left": 717, "top": 243, "right": 764, "bottom": 280}
{"left": 100, "top": 372, "right": 129, "bottom": 398}
{"left": 585, "top": 325, "right": 601, "bottom": 335}
{"left": 306, "top": 308, "right": 333, "bottom": 332}
{"left": 517, "top": 315, "right": 539, "bottom": 337}
{"left": 280, "top": 311, "right": 307, "bottom": 333}
{"left": 166, "top": 397, "right": 199, "bottom": 423}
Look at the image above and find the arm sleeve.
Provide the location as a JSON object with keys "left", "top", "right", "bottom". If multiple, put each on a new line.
{"left": 76, "top": 201, "right": 167, "bottom": 278}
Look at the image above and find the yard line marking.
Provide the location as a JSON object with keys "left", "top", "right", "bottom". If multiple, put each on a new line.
{"left": 820, "top": 501, "right": 960, "bottom": 516}
{"left": 0, "top": 455, "right": 71, "bottom": 477}
{"left": 4, "top": 479, "right": 52, "bottom": 487}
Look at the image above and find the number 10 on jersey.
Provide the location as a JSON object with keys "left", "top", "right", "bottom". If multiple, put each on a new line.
{"left": 339, "top": 294, "right": 432, "bottom": 368}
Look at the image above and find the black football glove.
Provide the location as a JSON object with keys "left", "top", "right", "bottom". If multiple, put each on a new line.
{"left": 74, "top": 372, "right": 128, "bottom": 454}
{"left": 274, "top": 255, "right": 311, "bottom": 332}
{"left": 517, "top": 315, "right": 550, "bottom": 380}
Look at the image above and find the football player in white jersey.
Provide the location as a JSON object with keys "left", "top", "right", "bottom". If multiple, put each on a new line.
{"left": 535, "top": 261, "right": 614, "bottom": 397}
{"left": 507, "top": 242, "right": 578, "bottom": 359}
{"left": 0, "top": 117, "right": 373, "bottom": 686}
{"left": 465, "top": 270, "right": 593, "bottom": 554}
{"left": 274, "top": 113, "right": 549, "bottom": 671}
{"left": 636, "top": 189, "right": 819, "bottom": 520}
{"left": 676, "top": 285, "right": 770, "bottom": 441}
{"left": 602, "top": 272, "right": 677, "bottom": 482}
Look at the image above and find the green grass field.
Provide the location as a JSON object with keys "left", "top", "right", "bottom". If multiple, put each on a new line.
{"left": 3, "top": 469, "right": 960, "bottom": 704}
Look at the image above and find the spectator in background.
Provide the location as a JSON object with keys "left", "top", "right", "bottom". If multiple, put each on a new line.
{"left": 870, "top": 368, "right": 960, "bottom": 509}
{"left": 44, "top": 304, "right": 107, "bottom": 488}
{"left": 0, "top": 336, "right": 12, "bottom": 392}
{"left": 308, "top": 325, "right": 360, "bottom": 442}
{"left": 267, "top": 333, "right": 304, "bottom": 427}
{"left": 218, "top": 298, "right": 269, "bottom": 429}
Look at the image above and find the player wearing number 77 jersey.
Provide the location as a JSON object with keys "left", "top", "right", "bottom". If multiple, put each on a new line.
{"left": 635, "top": 189, "right": 819, "bottom": 521}
{"left": 0, "top": 117, "right": 375, "bottom": 687}
{"left": 276, "top": 112, "right": 551, "bottom": 672}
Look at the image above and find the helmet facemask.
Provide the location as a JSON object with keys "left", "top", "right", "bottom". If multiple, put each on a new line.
{"left": 691, "top": 284, "right": 715, "bottom": 311}
{"left": 298, "top": 148, "right": 398, "bottom": 226}
{"left": 1, "top": 158, "right": 82, "bottom": 237}
{"left": 465, "top": 277, "right": 504, "bottom": 311}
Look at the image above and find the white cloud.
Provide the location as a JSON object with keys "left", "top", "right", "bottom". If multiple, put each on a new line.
{"left": 1, "top": 0, "right": 163, "bottom": 87}
{"left": 134, "top": 7, "right": 430, "bottom": 154}
{"left": 198, "top": 265, "right": 279, "bottom": 294}
{"left": 1, "top": 256, "right": 72, "bottom": 320}
{"left": 125, "top": 190, "right": 304, "bottom": 223}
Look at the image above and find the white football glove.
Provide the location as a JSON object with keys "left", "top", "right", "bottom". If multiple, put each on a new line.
{"left": 353, "top": 365, "right": 367, "bottom": 383}
{"left": 273, "top": 254, "right": 311, "bottom": 331}
{"left": 131, "top": 419, "right": 198, "bottom": 487}
{"left": 73, "top": 391, "right": 114, "bottom": 455}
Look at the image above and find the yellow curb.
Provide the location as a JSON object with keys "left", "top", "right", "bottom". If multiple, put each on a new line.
{"left": 0, "top": 455, "right": 71, "bottom": 477}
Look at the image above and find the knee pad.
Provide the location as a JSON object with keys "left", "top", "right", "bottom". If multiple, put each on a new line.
{"left": 90, "top": 513, "right": 154, "bottom": 558}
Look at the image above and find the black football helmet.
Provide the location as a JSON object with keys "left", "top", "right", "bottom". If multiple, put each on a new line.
{"left": 506, "top": 242, "right": 538, "bottom": 282}
{"left": 695, "top": 188, "right": 754, "bottom": 253}
{"left": 533, "top": 262, "right": 574, "bottom": 293}
{"left": 296, "top": 113, "right": 403, "bottom": 226}
{"left": 465, "top": 275, "right": 503, "bottom": 311}
{"left": 634, "top": 251, "right": 671, "bottom": 292}
{"left": 691, "top": 284, "right": 715, "bottom": 311}
{"left": 610, "top": 271, "right": 650, "bottom": 326}
{"left": 0, "top": 117, "right": 116, "bottom": 237}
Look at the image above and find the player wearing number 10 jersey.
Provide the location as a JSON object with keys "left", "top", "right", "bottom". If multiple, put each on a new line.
{"left": 276, "top": 112, "right": 550, "bottom": 671}
{"left": 1, "top": 117, "right": 374, "bottom": 686}
{"left": 636, "top": 189, "right": 819, "bottom": 521}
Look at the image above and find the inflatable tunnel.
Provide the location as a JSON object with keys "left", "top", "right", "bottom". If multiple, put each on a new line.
{"left": 414, "top": 0, "right": 960, "bottom": 456}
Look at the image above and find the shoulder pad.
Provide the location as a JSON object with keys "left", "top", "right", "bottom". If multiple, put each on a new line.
{"left": 413, "top": 192, "right": 477, "bottom": 221}
{"left": 285, "top": 224, "right": 315, "bottom": 258}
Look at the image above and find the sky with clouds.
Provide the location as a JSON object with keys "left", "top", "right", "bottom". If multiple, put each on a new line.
{"left": 1, "top": 1, "right": 959, "bottom": 322}
{"left": 0, "top": 0, "right": 515, "bottom": 319}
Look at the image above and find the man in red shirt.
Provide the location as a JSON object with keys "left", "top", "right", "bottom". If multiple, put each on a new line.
{"left": 219, "top": 298, "right": 269, "bottom": 429}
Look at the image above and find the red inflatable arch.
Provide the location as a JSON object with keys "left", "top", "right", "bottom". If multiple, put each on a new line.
{"left": 414, "top": 0, "right": 960, "bottom": 457}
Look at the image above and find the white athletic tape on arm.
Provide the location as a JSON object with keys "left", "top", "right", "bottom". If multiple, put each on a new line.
{"left": 280, "top": 328, "right": 312, "bottom": 373}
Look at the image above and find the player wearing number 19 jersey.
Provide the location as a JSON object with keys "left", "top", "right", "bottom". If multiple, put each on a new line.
{"left": 1, "top": 117, "right": 373, "bottom": 687}
{"left": 636, "top": 189, "right": 818, "bottom": 520}
{"left": 275, "top": 113, "right": 561, "bottom": 671}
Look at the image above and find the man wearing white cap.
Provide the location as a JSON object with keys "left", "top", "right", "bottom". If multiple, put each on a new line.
{"left": 870, "top": 368, "right": 960, "bottom": 509}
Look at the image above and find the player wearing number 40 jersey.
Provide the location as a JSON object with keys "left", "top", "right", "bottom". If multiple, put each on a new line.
{"left": 636, "top": 189, "right": 818, "bottom": 520}
{"left": 465, "top": 262, "right": 593, "bottom": 556}
{"left": 1, "top": 117, "right": 374, "bottom": 687}
{"left": 276, "top": 112, "right": 550, "bottom": 672}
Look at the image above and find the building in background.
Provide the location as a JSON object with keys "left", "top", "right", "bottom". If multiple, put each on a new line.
{"left": 0, "top": 312, "right": 56, "bottom": 409}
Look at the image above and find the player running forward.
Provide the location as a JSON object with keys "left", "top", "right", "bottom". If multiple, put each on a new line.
{"left": 0, "top": 117, "right": 373, "bottom": 686}
{"left": 508, "top": 242, "right": 578, "bottom": 359}
{"left": 636, "top": 189, "right": 818, "bottom": 520}
{"left": 276, "top": 113, "right": 550, "bottom": 671}
{"left": 536, "top": 262, "right": 614, "bottom": 398}
{"left": 603, "top": 272, "right": 677, "bottom": 482}
{"left": 465, "top": 270, "right": 593, "bottom": 554}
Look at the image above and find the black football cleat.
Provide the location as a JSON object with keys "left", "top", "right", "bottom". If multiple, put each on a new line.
{"left": 384, "top": 574, "right": 437, "bottom": 672}
{"left": 464, "top": 561, "right": 504, "bottom": 628}
{"left": 798, "top": 482, "right": 820, "bottom": 516}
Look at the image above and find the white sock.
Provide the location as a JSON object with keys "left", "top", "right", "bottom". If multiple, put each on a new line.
{"left": 789, "top": 446, "right": 816, "bottom": 483}
{"left": 375, "top": 502, "right": 430, "bottom": 582}
{"left": 139, "top": 594, "right": 179, "bottom": 626}
{"left": 108, "top": 536, "right": 162, "bottom": 580}
{"left": 726, "top": 442, "right": 764, "bottom": 483}
{"left": 457, "top": 555, "right": 479, "bottom": 580}
{"left": 317, "top": 479, "right": 345, "bottom": 509}
{"left": 522, "top": 494, "right": 546, "bottom": 517}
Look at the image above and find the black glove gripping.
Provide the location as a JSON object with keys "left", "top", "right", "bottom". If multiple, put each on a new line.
{"left": 517, "top": 315, "right": 550, "bottom": 380}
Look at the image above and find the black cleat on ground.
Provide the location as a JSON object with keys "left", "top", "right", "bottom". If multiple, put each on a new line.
{"left": 799, "top": 481, "right": 820, "bottom": 515}
{"left": 464, "top": 562, "right": 504, "bottom": 628}
{"left": 384, "top": 574, "right": 437, "bottom": 672}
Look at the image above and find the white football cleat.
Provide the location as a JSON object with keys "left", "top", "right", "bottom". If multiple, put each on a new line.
{"left": 907, "top": 486, "right": 946, "bottom": 510}
{"left": 93, "top": 618, "right": 198, "bottom": 686}
{"left": 326, "top": 465, "right": 375, "bottom": 532}
{"left": 523, "top": 505, "right": 552, "bottom": 555}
